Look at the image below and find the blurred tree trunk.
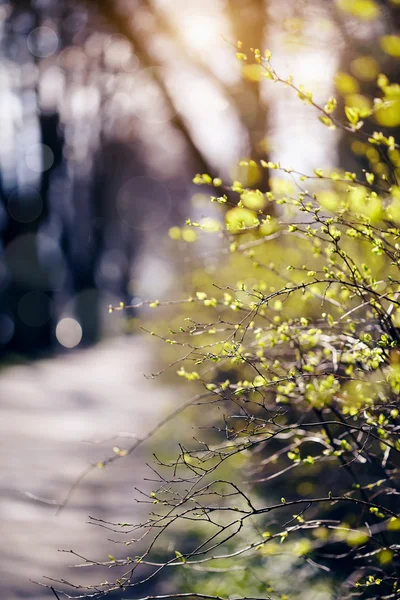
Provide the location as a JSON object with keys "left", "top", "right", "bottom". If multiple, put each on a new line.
{"left": 88, "top": 0, "right": 220, "bottom": 180}
{"left": 227, "top": 0, "right": 271, "bottom": 192}
{"left": 1, "top": 2, "right": 64, "bottom": 357}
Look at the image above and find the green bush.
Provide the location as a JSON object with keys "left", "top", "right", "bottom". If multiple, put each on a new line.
{"left": 50, "top": 46, "right": 400, "bottom": 600}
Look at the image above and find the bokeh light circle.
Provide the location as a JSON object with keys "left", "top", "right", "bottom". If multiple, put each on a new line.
{"left": 116, "top": 176, "right": 171, "bottom": 231}
{"left": 122, "top": 54, "right": 140, "bottom": 74}
{"left": 103, "top": 34, "right": 139, "bottom": 73}
{"left": 8, "top": 186, "right": 43, "bottom": 223}
{"left": 25, "top": 144, "right": 54, "bottom": 173}
{"left": 27, "top": 26, "right": 59, "bottom": 58}
{"left": 56, "top": 318, "right": 82, "bottom": 348}
{"left": 18, "top": 291, "right": 52, "bottom": 327}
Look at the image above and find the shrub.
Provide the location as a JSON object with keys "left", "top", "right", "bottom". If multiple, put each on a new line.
{"left": 49, "top": 46, "right": 400, "bottom": 600}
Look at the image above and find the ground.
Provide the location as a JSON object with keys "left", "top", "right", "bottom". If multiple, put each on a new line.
{"left": 0, "top": 336, "right": 179, "bottom": 599}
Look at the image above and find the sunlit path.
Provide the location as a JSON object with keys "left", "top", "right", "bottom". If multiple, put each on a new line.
{"left": 0, "top": 336, "right": 179, "bottom": 599}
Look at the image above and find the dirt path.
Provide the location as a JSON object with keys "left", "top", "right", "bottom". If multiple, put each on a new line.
{"left": 0, "top": 336, "right": 180, "bottom": 599}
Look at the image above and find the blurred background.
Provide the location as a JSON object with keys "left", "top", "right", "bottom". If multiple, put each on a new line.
{"left": 0, "top": 0, "right": 399, "bottom": 598}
